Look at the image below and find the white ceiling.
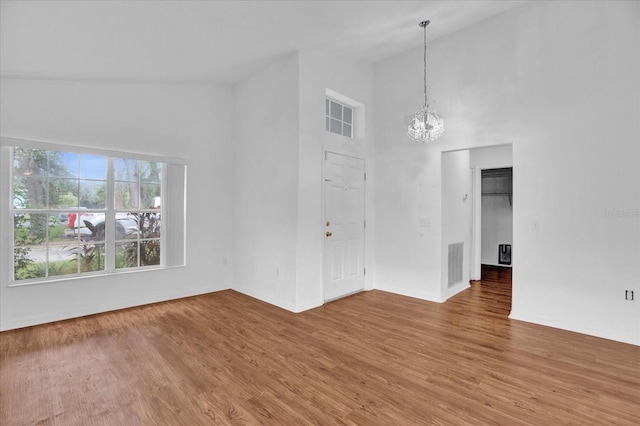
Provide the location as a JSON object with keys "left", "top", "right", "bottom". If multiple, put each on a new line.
{"left": 0, "top": 0, "right": 527, "bottom": 85}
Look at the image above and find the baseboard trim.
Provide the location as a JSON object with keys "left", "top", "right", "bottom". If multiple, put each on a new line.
{"left": 374, "top": 283, "right": 442, "bottom": 303}
{"left": 442, "top": 282, "right": 471, "bottom": 301}
{"left": 0, "top": 285, "right": 225, "bottom": 332}
{"left": 509, "top": 310, "right": 639, "bottom": 346}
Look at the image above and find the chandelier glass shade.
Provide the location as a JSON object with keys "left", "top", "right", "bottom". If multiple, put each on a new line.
{"left": 407, "top": 20, "right": 444, "bottom": 143}
{"left": 407, "top": 106, "right": 444, "bottom": 143}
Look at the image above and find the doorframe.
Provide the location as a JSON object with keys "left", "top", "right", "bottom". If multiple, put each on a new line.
{"left": 471, "top": 166, "right": 482, "bottom": 280}
{"left": 321, "top": 149, "right": 367, "bottom": 302}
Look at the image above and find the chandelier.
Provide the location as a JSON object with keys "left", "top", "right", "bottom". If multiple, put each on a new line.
{"left": 407, "top": 20, "right": 444, "bottom": 143}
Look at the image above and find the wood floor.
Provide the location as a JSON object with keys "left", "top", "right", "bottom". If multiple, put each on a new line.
{"left": 1, "top": 283, "right": 639, "bottom": 425}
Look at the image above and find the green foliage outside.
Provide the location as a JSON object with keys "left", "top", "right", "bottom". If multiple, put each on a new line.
{"left": 12, "top": 147, "right": 162, "bottom": 279}
{"left": 117, "top": 212, "right": 161, "bottom": 269}
{"left": 13, "top": 213, "right": 44, "bottom": 280}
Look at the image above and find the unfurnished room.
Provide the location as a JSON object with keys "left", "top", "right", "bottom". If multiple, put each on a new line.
{"left": 0, "top": 1, "right": 638, "bottom": 424}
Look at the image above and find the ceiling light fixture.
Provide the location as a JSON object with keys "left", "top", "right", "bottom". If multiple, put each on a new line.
{"left": 407, "top": 20, "right": 444, "bottom": 143}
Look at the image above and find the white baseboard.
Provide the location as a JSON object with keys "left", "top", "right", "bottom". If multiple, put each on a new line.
{"left": 294, "top": 298, "right": 324, "bottom": 313}
{"left": 374, "top": 283, "right": 443, "bottom": 303}
{"left": 442, "top": 281, "right": 470, "bottom": 300}
{"left": 233, "top": 285, "right": 297, "bottom": 312}
{"left": 0, "top": 285, "right": 226, "bottom": 332}
{"left": 509, "top": 310, "right": 640, "bottom": 346}
{"left": 233, "top": 285, "right": 324, "bottom": 314}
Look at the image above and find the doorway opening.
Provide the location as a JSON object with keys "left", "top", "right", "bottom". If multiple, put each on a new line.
{"left": 441, "top": 145, "right": 513, "bottom": 312}
{"left": 479, "top": 167, "right": 513, "bottom": 285}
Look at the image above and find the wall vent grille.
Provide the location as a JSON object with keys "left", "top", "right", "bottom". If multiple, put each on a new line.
{"left": 448, "top": 242, "right": 464, "bottom": 287}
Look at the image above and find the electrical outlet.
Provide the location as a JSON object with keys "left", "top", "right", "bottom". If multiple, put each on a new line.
{"left": 625, "top": 290, "right": 634, "bottom": 301}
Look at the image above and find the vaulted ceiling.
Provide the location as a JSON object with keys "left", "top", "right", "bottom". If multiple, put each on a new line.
{"left": 1, "top": 0, "right": 527, "bottom": 85}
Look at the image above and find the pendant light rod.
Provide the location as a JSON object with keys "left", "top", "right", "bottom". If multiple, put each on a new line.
{"left": 419, "top": 20, "right": 429, "bottom": 108}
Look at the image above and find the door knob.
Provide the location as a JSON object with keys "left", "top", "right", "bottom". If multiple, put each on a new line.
{"left": 326, "top": 231, "right": 332, "bottom": 237}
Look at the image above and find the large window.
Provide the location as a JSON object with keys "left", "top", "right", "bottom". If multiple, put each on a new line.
{"left": 6, "top": 141, "right": 185, "bottom": 283}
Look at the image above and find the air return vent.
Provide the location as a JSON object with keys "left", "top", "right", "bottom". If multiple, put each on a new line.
{"left": 448, "top": 242, "right": 464, "bottom": 287}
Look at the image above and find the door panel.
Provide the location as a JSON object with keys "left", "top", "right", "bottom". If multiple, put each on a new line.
{"left": 323, "top": 152, "right": 365, "bottom": 301}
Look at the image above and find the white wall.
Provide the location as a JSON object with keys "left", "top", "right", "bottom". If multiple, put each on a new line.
{"left": 374, "top": 0, "right": 639, "bottom": 344}
{"left": 233, "top": 49, "right": 375, "bottom": 312}
{"left": 232, "top": 53, "right": 300, "bottom": 311}
{"left": 373, "top": 39, "right": 444, "bottom": 302}
{"left": 297, "top": 49, "right": 375, "bottom": 309}
{"left": 0, "top": 77, "right": 234, "bottom": 331}
{"left": 441, "top": 150, "right": 472, "bottom": 299}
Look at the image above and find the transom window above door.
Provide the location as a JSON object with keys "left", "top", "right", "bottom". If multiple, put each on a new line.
{"left": 326, "top": 99, "right": 353, "bottom": 138}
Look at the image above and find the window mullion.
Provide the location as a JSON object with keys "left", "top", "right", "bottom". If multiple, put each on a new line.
{"left": 105, "top": 157, "right": 115, "bottom": 272}
{"left": 160, "top": 163, "right": 166, "bottom": 267}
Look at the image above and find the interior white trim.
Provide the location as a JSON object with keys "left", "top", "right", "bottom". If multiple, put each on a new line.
{"left": 1, "top": 136, "right": 189, "bottom": 166}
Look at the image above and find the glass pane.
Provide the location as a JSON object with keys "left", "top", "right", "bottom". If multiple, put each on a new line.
{"left": 140, "top": 240, "right": 160, "bottom": 266}
{"left": 114, "top": 158, "right": 138, "bottom": 182}
{"left": 48, "top": 213, "right": 68, "bottom": 235}
{"left": 330, "top": 118, "right": 342, "bottom": 135}
{"left": 140, "top": 161, "right": 161, "bottom": 183}
{"left": 48, "top": 235, "right": 76, "bottom": 277}
{"left": 14, "top": 176, "right": 47, "bottom": 209}
{"left": 343, "top": 106, "right": 353, "bottom": 125}
{"left": 55, "top": 152, "right": 78, "bottom": 178}
{"left": 114, "top": 181, "right": 138, "bottom": 209}
{"left": 13, "top": 148, "right": 46, "bottom": 180}
{"left": 12, "top": 176, "right": 29, "bottom": 209}
{"left": 84, "top": 214, "right": 106, "bottom": 243}
{"left": 65, "top": 214, "right": 79, "bottom": 238}
{"left": 114, "top": 214, "right": 140, "bottom": 240}
{"left": 326, "top": 98, "right": 329, "bottom": 116}
{"left": 14, "top": 248, "right": 46, "bottom": 280}
{"left": 139, "top": 212, "right": 161, "bottom": 238}
{"left": 330, "top": 101, "right": 342, "bottom": 120}
{"left": 77, "top": 242, "right": 105, "bottom": 273}
{"left": 49, "top": 151, "right": 76, "bottom": 178}
{"left": 140, "top": 183, "right": 161, "bottom": 208}
{"left": 326, "top": 117, "right": 330, "bottom": 132}
{"left": 13, "top": 187, "right": 28, "bottom": 209}
{"left": 49, "top": 178, "right": 78, "bottom": 209}
{"left": 79, "top": 180, "right": 106, "bottom": 209}
{"left": 68, "top": 212, "right": 98, "bottom": 241}
{"left": 80, "top": 155, "right": 107, "bottom": 180}
{"left": 14, "top": 213, "right": 47, "bottom": 246}
{"left": 343, "top": 124, "right": 352, "bottom": 138}
{"left": 116, "top": 242, "right": 138, "bottom": 269}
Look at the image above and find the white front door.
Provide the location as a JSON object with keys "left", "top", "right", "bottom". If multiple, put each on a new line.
{"left": 323, "top": 151, "right": 366, "bottom": 301}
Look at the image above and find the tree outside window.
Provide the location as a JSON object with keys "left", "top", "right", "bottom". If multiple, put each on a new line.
{"left": 11, "top": 147, "right": 164, "bottom": 281}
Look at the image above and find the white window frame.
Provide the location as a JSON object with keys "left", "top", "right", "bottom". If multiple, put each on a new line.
{"left": 326, "top": 98, "right": 353, "bottom": 138}
{"left": 325, "top": 88, "right": 366, "bottom": 140}
{"left": 1, "top": 137, "right": 187, "bottom": 286}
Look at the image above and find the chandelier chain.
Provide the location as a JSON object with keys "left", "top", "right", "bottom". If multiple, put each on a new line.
{"left": 423, "top": 21, "right": 428, "bottom": 108}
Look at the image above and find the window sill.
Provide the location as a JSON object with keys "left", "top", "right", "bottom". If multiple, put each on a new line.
{"left": 7, "top": 264, "right": 186, "bottom": 288}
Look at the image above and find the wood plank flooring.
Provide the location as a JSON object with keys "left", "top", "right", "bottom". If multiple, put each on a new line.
{"left": 1, "top": 283, "right": 639, "bottom": 425}
{"left": 480, "top": 264, "right": 512, "bottom": 284}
